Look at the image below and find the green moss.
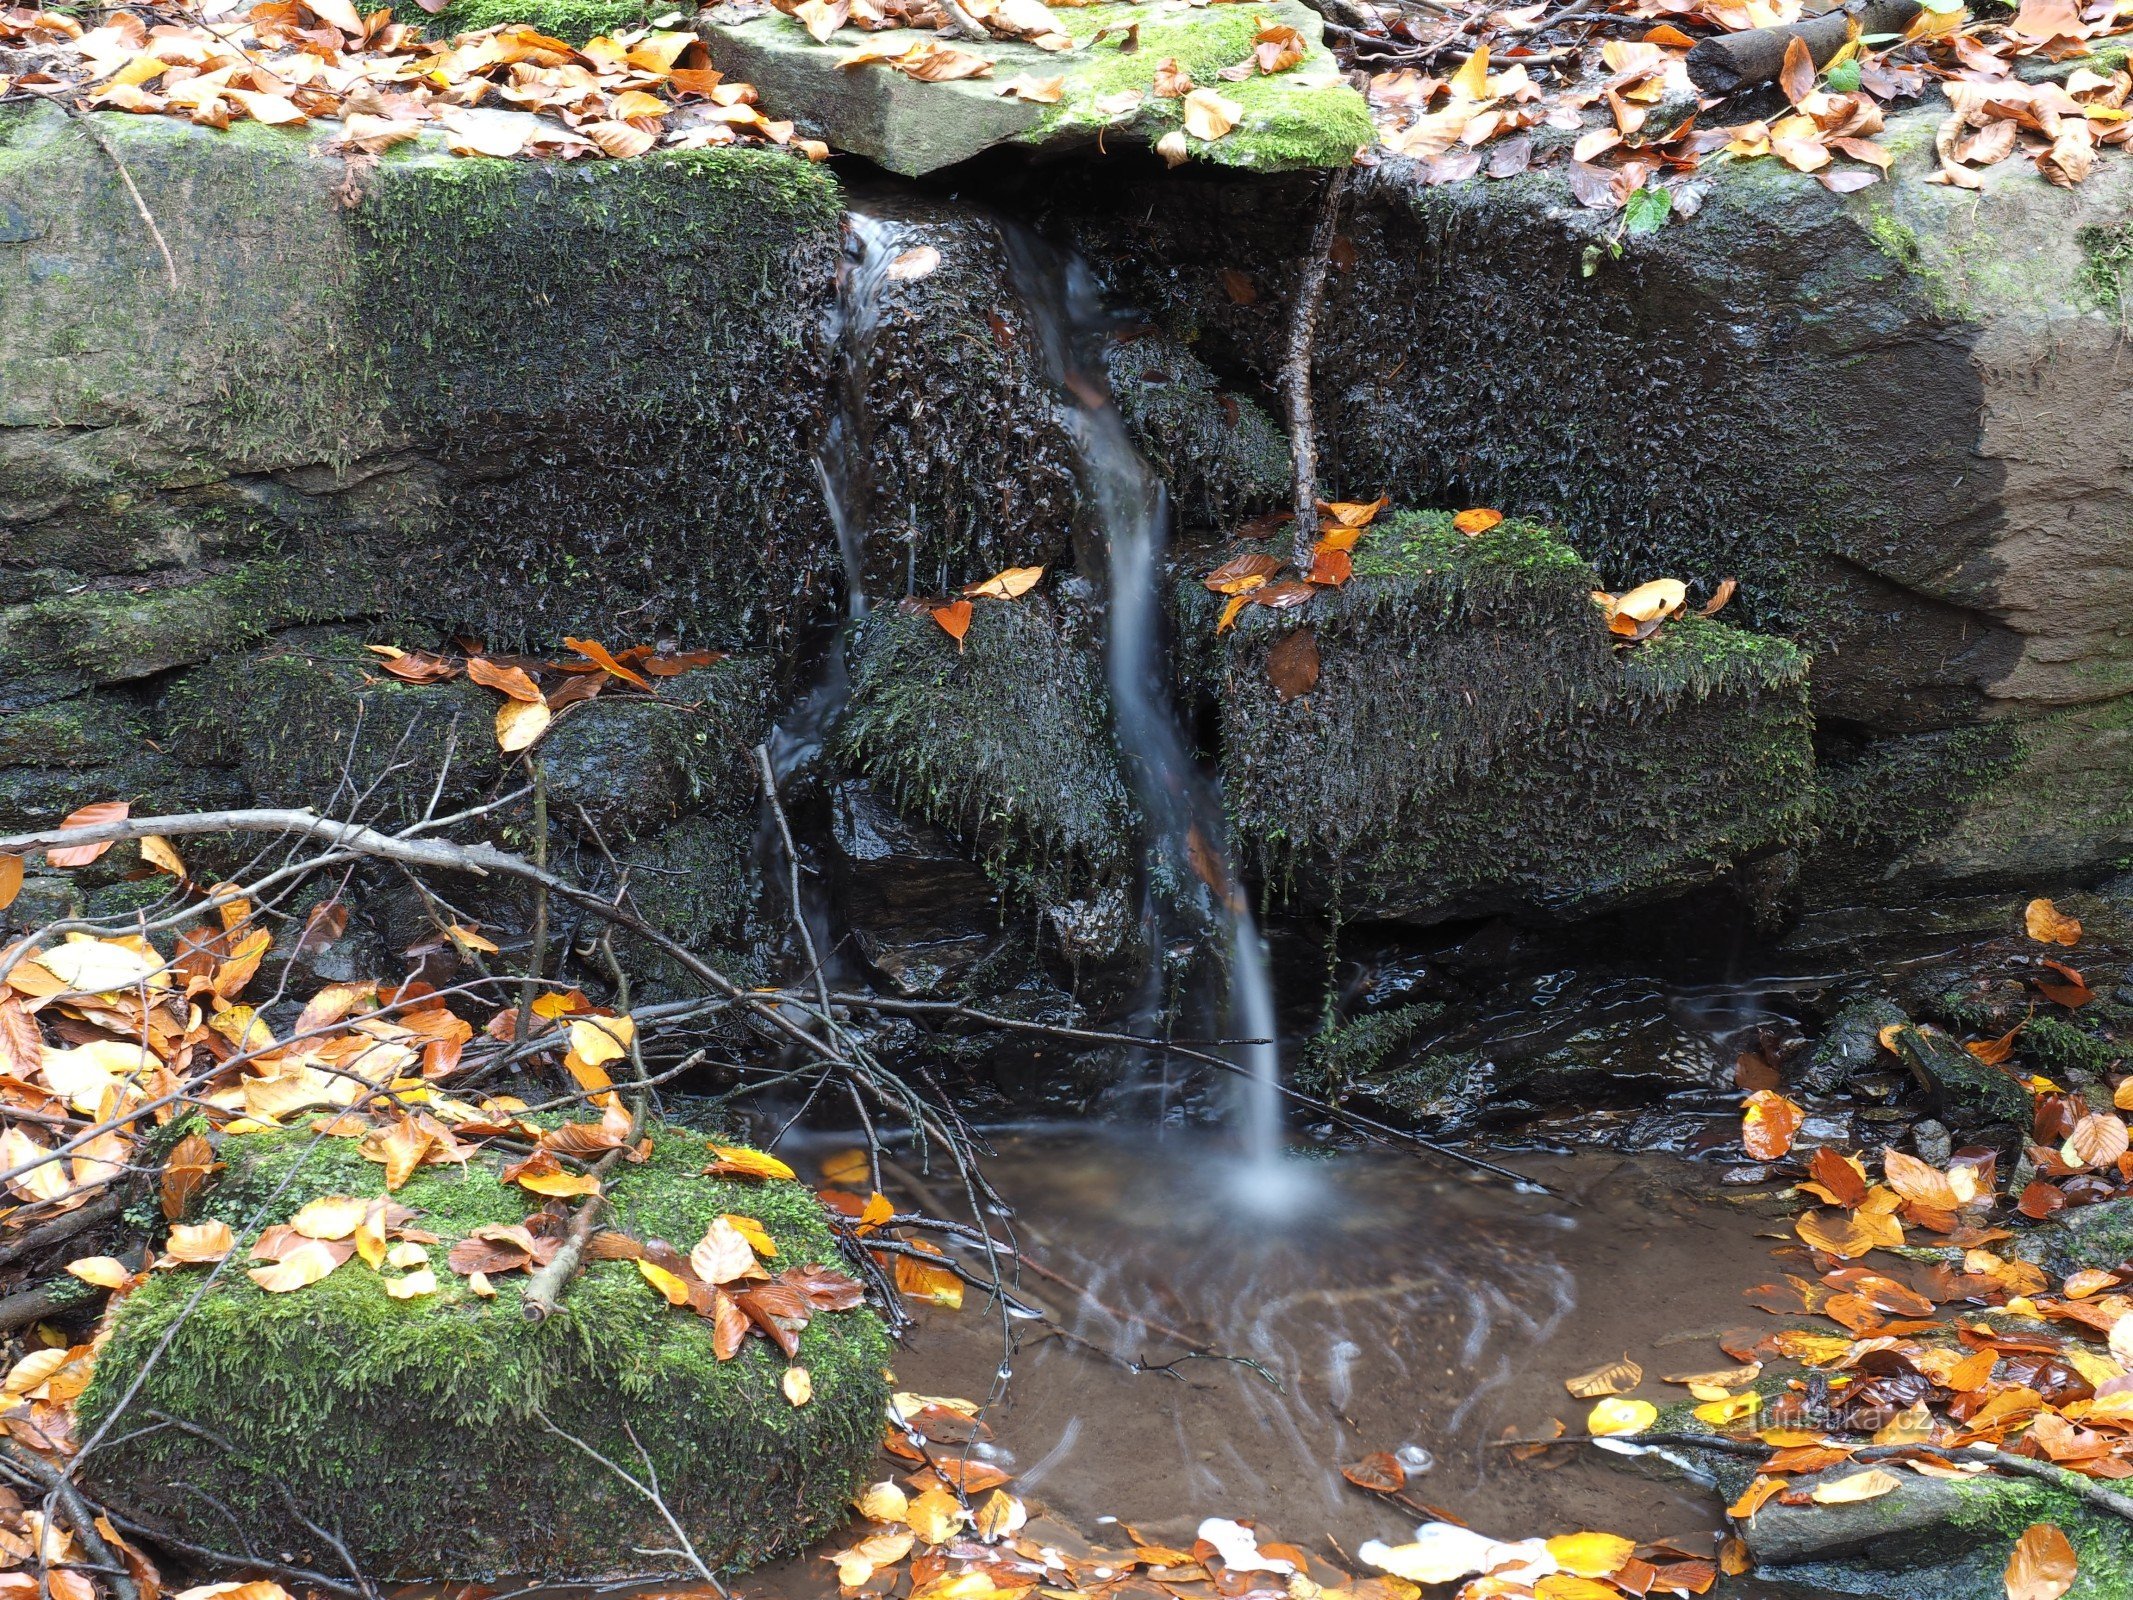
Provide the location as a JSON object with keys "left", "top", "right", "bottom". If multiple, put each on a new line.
{"left": 837, "top": 600, "right": 1136, "bottom": 912}
{"left": 422, "top": 0, "right": 648, "bottom": 41}
{"left": 1300, "top": 1002, "right": 1441, "bottom": 1101}
{"left": 1028, "top": 1, "right": 1370, "bottom": 170}
{"left": 1185, "top": 511, "right": 1814, "bottom": 924}
{"left": 1944, "top": 1477, "right": 2133, "bottom": 1600}
{"left": 79, "top": 1123, "right": 890, "bottom": 1580}
{"left": 0, "top": 561, "right": 317, "bottom": 687}
{"left": 2078, "top": 220, "right": 2133, "bottom": 324}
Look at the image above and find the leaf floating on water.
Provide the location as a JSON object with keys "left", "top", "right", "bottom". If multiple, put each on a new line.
{"left": 1544, "top": 1531, "right": 1635, "bottom": 1579}
{"left": 888, "top": 245, "right": 942, "bottom": 281}
{"left": 1564, "top": 1355, "right": 1642, "bottom": 1399}
{"left": 1340, "top": 1451, "right": 1406, "bottom": 1493}
{"left": 895, "top": 1240, "right": 964, "bottom": 1308}
{"left": 1267, "top": 628, "right": 1320, "bottom": 702}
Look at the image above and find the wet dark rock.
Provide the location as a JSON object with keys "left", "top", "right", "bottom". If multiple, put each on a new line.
{"left": 1103, "top": 335, "right": 1289, "bottom": 534}
{"left": 828, "top": 778, "right": 1002, "bottom": 996}
{"left": 1885, "top": 1022, "right": 2033, "bottom": 1135}
{"left": 1800, "top": 995, "right": 1909, "bottom": 1096}
{"left": 834, "top": 597, "right": 1137, "bottom": 958}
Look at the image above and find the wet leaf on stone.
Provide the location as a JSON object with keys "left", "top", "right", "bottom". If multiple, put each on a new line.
{"left": 2005, "top": 1522, "right": 2078, "bottom": 1600}
{"left": 931, "top": 599, "right": 974, "bottom": 652}
{"left": 2026, "top": 898, "right": 2082, "bottom": 946}
{"left": 1741, "top": 1089, "right": 1803, "bottom": 1161}
{"left": 1267, "top": 628, "right": 1320, "bottom": 702}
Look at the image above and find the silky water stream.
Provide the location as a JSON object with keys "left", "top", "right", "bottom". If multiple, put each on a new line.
{"left": 740, "top": 210, "right": 1823, "bottom": 1597}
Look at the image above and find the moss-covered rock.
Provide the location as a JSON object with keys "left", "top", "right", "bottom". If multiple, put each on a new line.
{"left": 1104, "top": 335, "right": 1289, "bottom": 532}
{"left": 1185, "top": 511, "right": 1814, "bottom": 926}
{"left": 79, "top": 1123, "right": 890, "bottom": 1580}
{"left": 421, "top": 0, "right": 648, "bottom": 41}
{"left": 836, "top": 596, "right": 1135, "bottom": 923}
{"left": 696, "top": 0, "right": 1369, "bottom": 176}
{"left": 0, "top": 102, "right": 843, "bottom": 687}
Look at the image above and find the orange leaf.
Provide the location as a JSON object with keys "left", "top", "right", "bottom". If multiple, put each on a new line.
{"left": 963, "top": 565, "right": 1045, "bottom": 601}
{"left": 1341, "top": 1451, "right": 1405, "bottom": 1493}
{"left": 1204, "top": 552, "right": 1281, "bottom": 595}
{"left": 563, "top": 637, "right": 653, "bottom": 692}
{"left": 466, "top": 657, "right": 544, "bottom": 702}
{"left": 1741, "top": 1089, "right": 1803, "bottom": 1161}
{"left": 1306, "top": 546, "right": 1353, "bottom": 587}
{"left": 1452, "top": 507, "right": 1503, "bottom": 536}
{"left": 1216, "top": 594, "right": 1251, "bottom": 634}
{"left": 2004, "top": 1522, "right": 2078, "bottom": 1600}
{"left": 1779, "top": 34, "right": 1814, "bottom": 106}
{"left": 931, "top": 600, "right": 973, "bottom": 651}
{"left": 1317, "top": 494, "right": 1389, "bottom": 529}
{"left": 2025, "top": 898, "right": 2082, "bottom": 946}
{"left": 47, "top": 800, "right": 128, "bottom": 868}
{"left": 0, "top": 854, "right": 19, "bottom": 912}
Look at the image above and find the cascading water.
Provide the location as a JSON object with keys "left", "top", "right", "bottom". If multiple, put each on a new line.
{"left": 753, "top": 210, "right": 906, "bottom": 983}
{"left": 999, "top": 226, "right": 1295, "bottom": 1201}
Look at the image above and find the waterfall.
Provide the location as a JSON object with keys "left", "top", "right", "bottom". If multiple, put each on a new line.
{"left": 999, "top": 226, "right": 1294, "bottom": 1199}
{"left": 815, "top": 211, "right": 899, "bottom": 621}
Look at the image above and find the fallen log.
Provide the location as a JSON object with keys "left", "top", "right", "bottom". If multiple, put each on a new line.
{"left": 1685, "top": 0, "right": 1922, "bottom": 95}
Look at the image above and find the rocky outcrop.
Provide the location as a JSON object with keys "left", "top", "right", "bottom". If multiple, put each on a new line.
{"left": 1030, "top": 106, "right": 2133, "bottom": 907}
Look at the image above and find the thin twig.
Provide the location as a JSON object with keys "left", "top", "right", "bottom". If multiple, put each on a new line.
{"left": 521, "top": 1100, "right": 644, "bottom": 1322}
{"left": 36, "top": 95, "right": 178, "bottom": 291}
{"left": 1285, "top": 164, "right": 1350, "bottom": 572}
{"left": 532, "top": 1409, "right": 729, "bottom": 1595}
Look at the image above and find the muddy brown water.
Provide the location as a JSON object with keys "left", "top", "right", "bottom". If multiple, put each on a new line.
{"left": 752, "top": 1134, "right": 1828, "bottom": 1599}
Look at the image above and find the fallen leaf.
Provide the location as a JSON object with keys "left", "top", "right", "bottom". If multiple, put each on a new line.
{"left": 1267, "top": 628, "right": 1320, "bottom": 702}
{"left": 784, "top": 1365, "right": 814, "bottom": 1405}
{"left": 47, "top": 801, "right": 128, "bottom": 868}
{"left": 1453, "top": 507, "right": 1503, "bottom": 536}
{"left": 1181, "top": 87, "right": 1241, "bottom": 140}
{"left": 964, "top": 565, "right": 1045, "bottom": 600}
{"left": 1565, "top": 1355, "right": 1643, "bottom": 1398}
{"left": 1742, "top": 1089, "right": 1804, "bottom": 1161}
{"left": 931, "top": 599, "right": 974, "bottom": 651}
{"left": 1587, "top": 1397, "right": 1656, "bottom": 1436}
{"left": 888, "top": 245, "right": 942, "bottom": 281}
{"left": 248, "top": 1238, "right": 346, "bottom": 1293}
{"left": 496, "top": 697, "right": 551, "bottom": 753}
{"left": 466, "top": 657, "right": 544, "bottom": 702}
{"left": 65, "top": 1256, "right": 132, "bottom": 1291}
{"left": 2064, "top": 1112, "right": 2129, "bottom": 1171}
{"left": 1811, "top": 1468, "right": 1901, "bottom": 1503}
{"left": 2026, "top": 898, "right": 2083, "bottom": 946}
{"left": 895, "top": 1240, "right": 963, "bottom": 1308}
{"left": 706, "top": 1143, "right": 796, "bottom": 1181}
{"left": 139, "top": 835, "right": 186, "bottom": 878}
{"left": 2005, "top": 1522, "right": 2077, "bottom": 1600}
{"left": 1342, "top": 1451, "right": 1406, "bottom": 1493}
{"left": 0, "top": 854, "right": 20, "bottom": 911}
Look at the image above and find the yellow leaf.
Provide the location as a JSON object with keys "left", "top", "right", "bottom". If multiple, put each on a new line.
{"left": 469, "top": 1270, "right": 497, "bottom": 1298}
{"left": 496, "top": 696, "right": 552, "bottom": 753}
{"left": 1543, "top": 1531, "right": 1633, "bottom": 1578}
{"left": 1693, "top": 1389, "right": 1764, "bottom": 1426}
{"left": 974, "top": 1489, "right": 1026, "bottom": 1539}
{"left": 515, "top": 1168, "right": 601, "bottom": 1198}
{"left": 248, "top": 1239, "right": 345, "bottom": 1293}
{"left": 163, "top": 1220, "right": 234, "bottom": 1263}
{"left": 1728, "top": 1476, "right": 1786, "bottom": 1519}
{"left": 964, "top": 565, "right": 1045, "bottom": 600}
{"left": 65, "top": 1256, "right": 132, "bottom": 1291}
{"left": 1810, "top": 1468, "right": 1902, "bottom": 1504}
{"left": 783, "top": 1365, "right": 813, "bottom": 1406}
{"left": 227, "top": 88, "right": 307, "bottom": 125}
{"left": 569, "top": 1015, "right": 634, "bottom": 1066}
{"left": 906, "top": 1484, "right": 967, "bottom": 1544}
{"left": 0, "top": 853, "right": 19, "bottom": 911}
{"left": 1181, "top": 87, "right": 1242, "bottom": 141}
{"left": 139, "top": 835, "right": 186, "bottom": 878}
{"left": 706, "top": 1142, "right": 795, "bottom": 1180}
{"left": 636, "top": 1257, "right": 692, "bottom": 1306}
{"left": 37, "top": 938, "right": 160, "bottom": 995}
{"left": 1612, "top": 578, "right": 1686, "bottom": 624}
{"left": 1448, "top": 43, "right": 1489, "bottom": 101}
{"left": 895, "top": 1241, "right": 964, "bottom": 1308}
{"left": 1564, "top": 1355, "right": 1642, "bottom": 1398}
{"left": 355, "top": 1199, "right": 388, "bottom": 1270}
{"left": 360, "top": 1117, "right": 434, "bottom": 1192}
{"left": 1216, "top": 593, "right": 1251, "bottom": 633}
{"left": 1453, "top": 507, "right": 1503, "bottom": 536}
{"left": 830, "top": 1529, "right": 914, "bottom": 1588}
{"left": 723, "top": 1213, "right": 776, "bottom": 1257}
{"left": 385, "top": 1268, "right": 438, "bottom": 1299}
{"left": 289, "top": 1195, "right": 370, "bottom": 1241}
{"left": 1587, "top": 1397, "right": 1656, "bottom": 1436}
{"left": 853, "top": 1479, "right": 909, "bottom": 1523}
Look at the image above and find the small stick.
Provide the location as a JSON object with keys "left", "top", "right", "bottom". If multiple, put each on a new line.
{"left": 1685, "top": 0, "right": 1922, "bottom": 94}
{"left": 521, "top": 1101, "right": 644, "bottom": 1322}
{"left": 38, "top": 96, "right": 178, "bottom": 291}
{"left": 514, "top": 755, "right": 549, "bottom": 1048}
{"left": 1285, "top": 165, "right": 1349, "bottom": 572}
{"left": 0, "top": 1441, "right": 139, "bottom": 1600}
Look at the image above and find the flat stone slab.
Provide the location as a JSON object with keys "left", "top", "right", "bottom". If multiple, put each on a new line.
{"left": 697, "top": 0, "right": 1370, "bottom": 175}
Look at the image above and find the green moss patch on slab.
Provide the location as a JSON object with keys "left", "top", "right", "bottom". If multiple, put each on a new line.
{"left": 1182, "top": 510, "right": 1813, "bottom": 925}
{"left": 79, "top": 1122, "right": 890, "bottom": 1580}
{"left": 695, "top": 0, "right": 1366, "bottom": 174}
{"left": 422, "top": 0, "right": 650, "bottom": 41}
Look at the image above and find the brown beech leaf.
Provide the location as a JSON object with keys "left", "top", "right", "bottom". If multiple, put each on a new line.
{"left": 1267, "top": 628, "right": 1320, "bottom": 702}
{"left": 160, "top": 1132, "right": 218, "bottom": 1222}
{"left": 47, "top": 800, "right": 128, "bottom": 868}
{"left": 1699, "top": 577, "right": 1738, "bottom": 616}
{"left": 2025, "top": 898, "right": 2082, "bottom": 946}
{"left": 0, "top": 853, "right": 20, "bottom": 912}
{"left": 2005, "top": 1521, "right": 2078, "bottom": 1600}
{"left": 1806, "top": 1147, "right": 1870, "bottom": 1209}
{"left": 1341, "top": 1451, "right": 1405, "bottom": 1493}
{"left": 466, "top": 657, "right": 544, "bottom": 702}
{"left": 1253, "top": 579, "right": 1317, "bottom": 610}
{"left": 366, "top": 646, "right": 460, "bottom": 684}
{"left": 1778, "top": 34, "right": 1814, "bottom": 106}
{"left": 563, "top": 636, "right": 653, "bottom": 692}
{"left": 2036, "top": 959, "right": 2093, "bottom": 1008}
{"left": 2063, "top": 1112, "right": 2129, "bottom": 1171}
{"left": 1565, "top": 1355, "right": 1642, "bottom": 1398}
{"left": 1205, "top": 552, "right": 1281, "bottom": 595}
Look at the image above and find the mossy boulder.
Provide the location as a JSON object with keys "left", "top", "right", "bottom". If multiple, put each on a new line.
{"left": 835, "top": 596, "right": 1137, "bottom": 946}
{"left": 696, "top": 0, "right": 1370, "bottom": 176}
{"left": 1184, "top": 511, "right": 1814, "bottom": 926}
{"left": 0, "top": 101, "right": 843, "bottom": 687}
{"left": 1104, "top": 335, "right": 1290, "bottom": 533}
{"left": 79, "top": 1122, "right": 890, "bottom": 1580}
